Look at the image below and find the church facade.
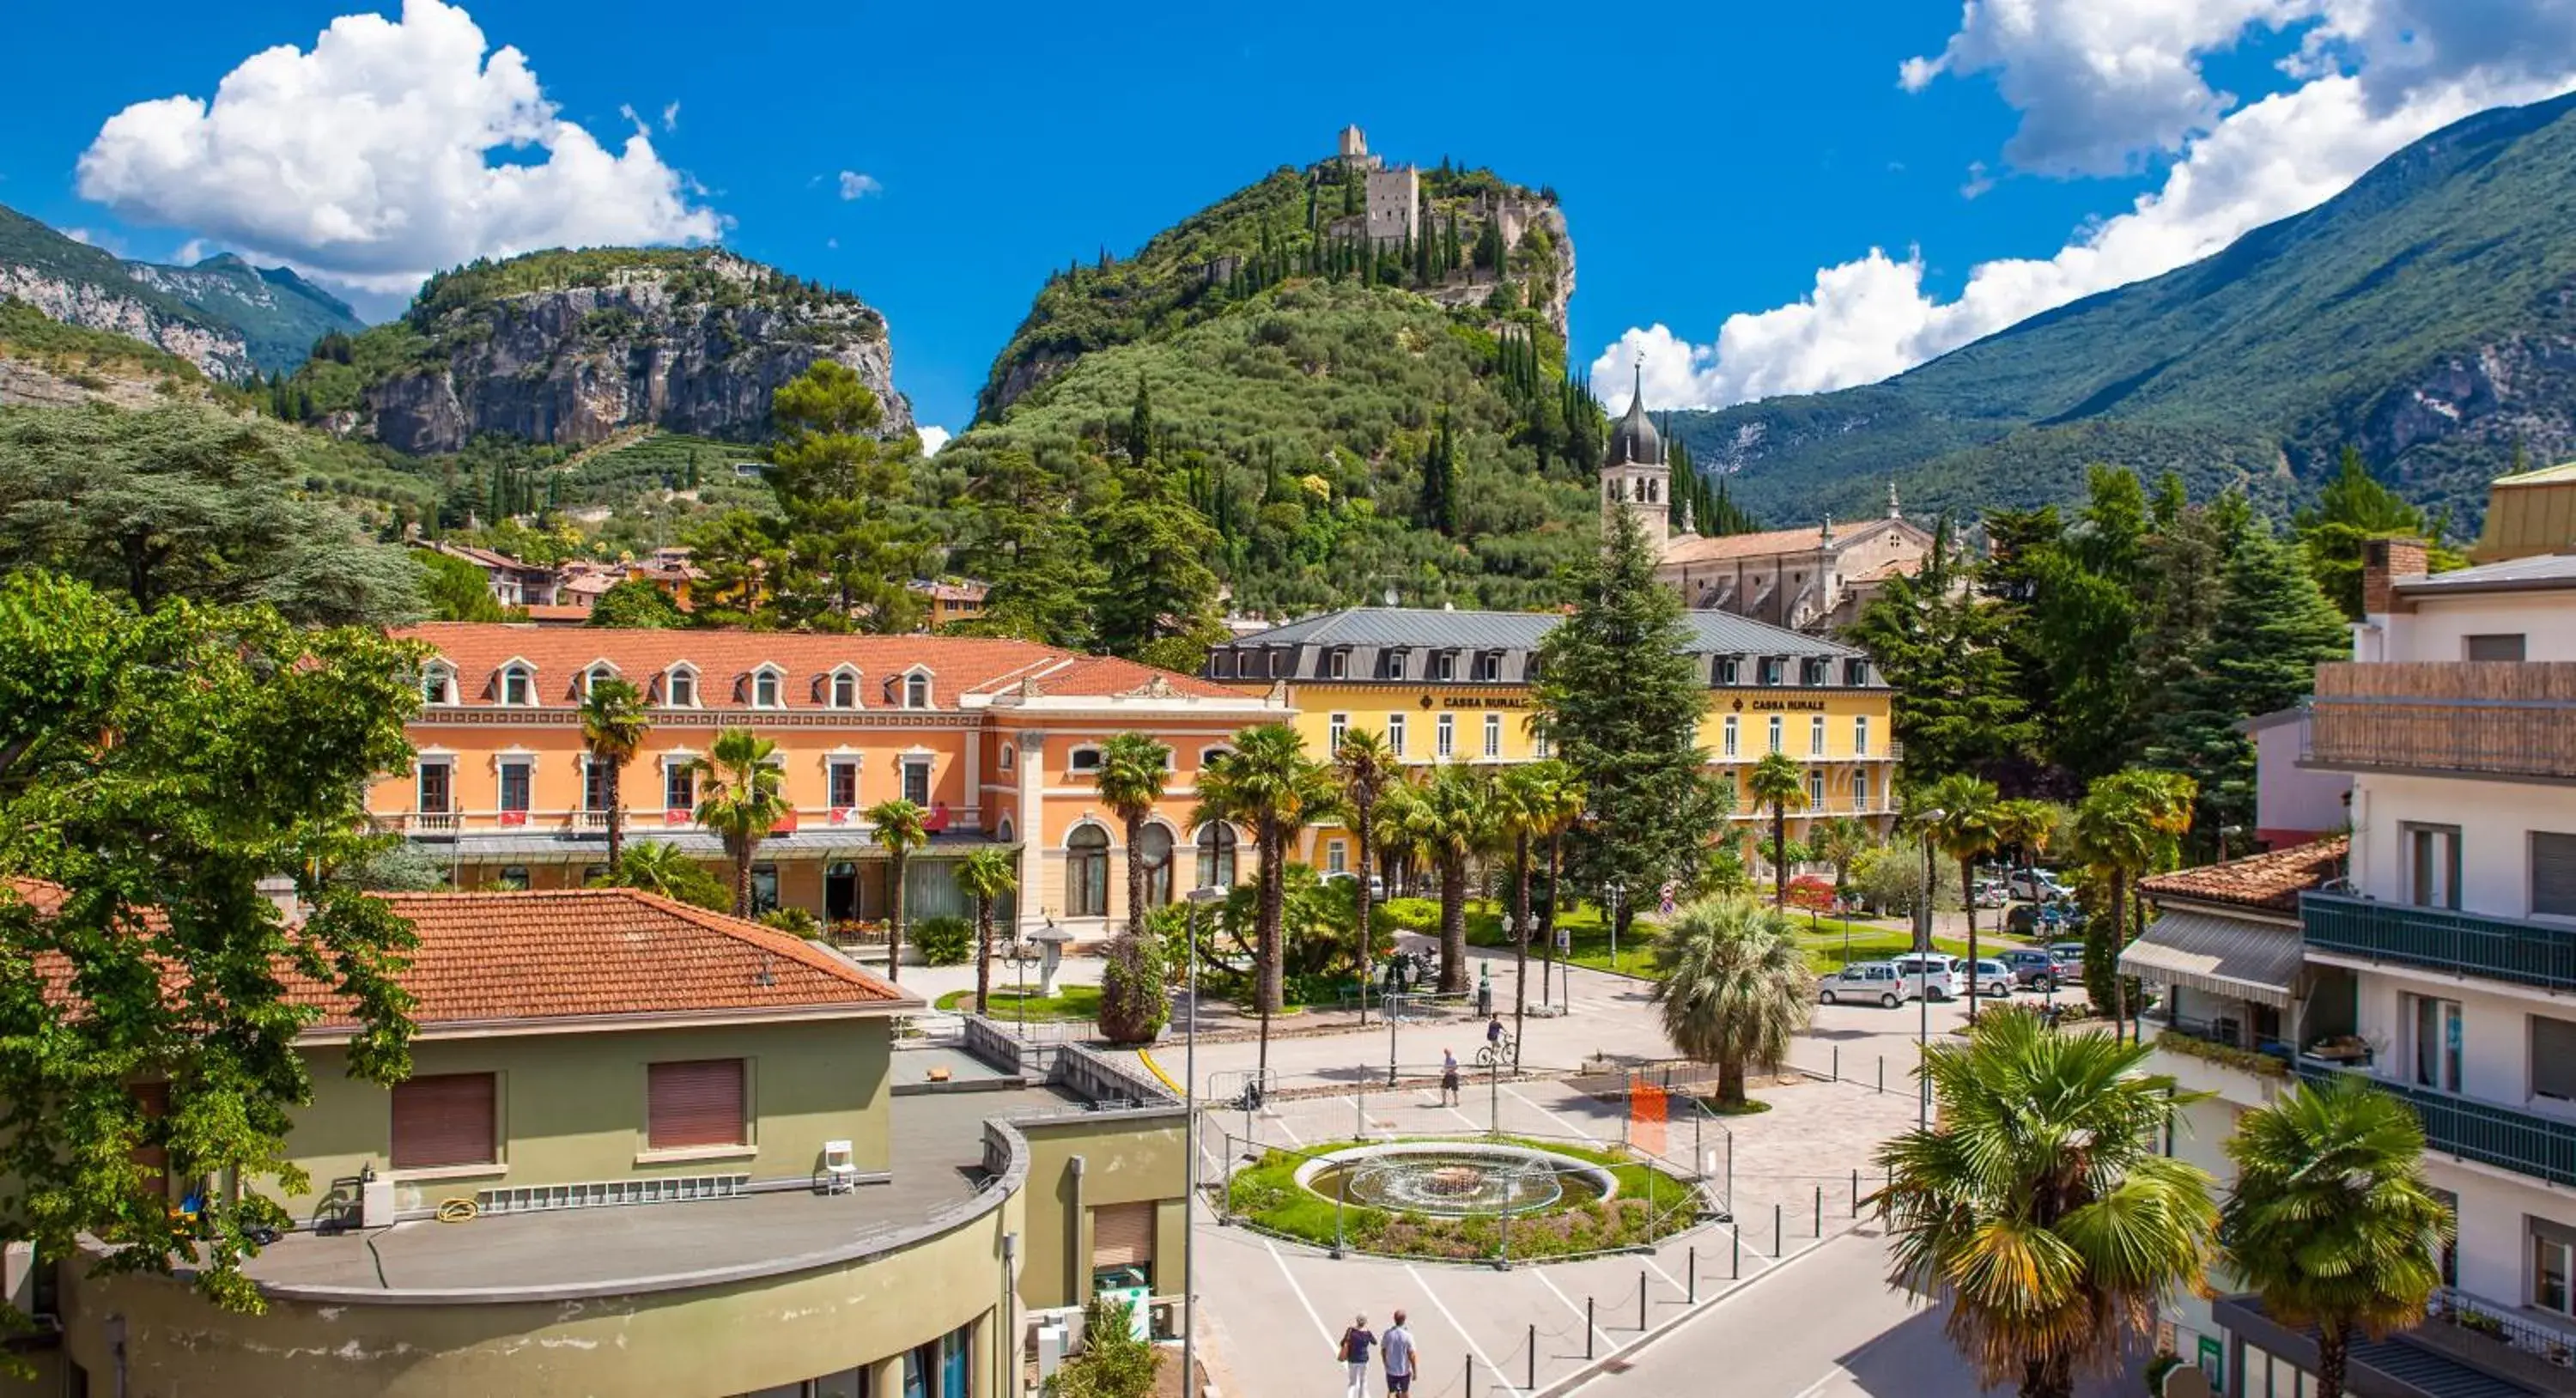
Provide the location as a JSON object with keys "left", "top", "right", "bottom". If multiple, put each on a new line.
{"left": 1602, "top": 378, "right": 1935, "bottom": 635}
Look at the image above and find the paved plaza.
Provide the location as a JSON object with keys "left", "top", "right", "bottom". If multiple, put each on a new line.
{"left": 1103, "top": 939, "right": 2100, "bottom": 1398}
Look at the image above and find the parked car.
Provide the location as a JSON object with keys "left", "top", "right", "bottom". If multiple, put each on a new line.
{"left": 2009, "top": 869, "right": 2075, "bottom": 902}
{"left": 1817, "top": 961, "right": 1913, "bottom": 1007}
{"left": 1997, "top": 948, "right": 2061, "bottom": 989}
{"left": 1960, "top": 958, "right": 2016, "bottom": 999}
{"left": 1972, "top": 881, "right": 2009, "bottom": 909}
{"left": 1889, "top": 953, "right": 1967, "bottom": 1000}
{"left": 2045, "top": 942, "right": 2088, "bottom": 974}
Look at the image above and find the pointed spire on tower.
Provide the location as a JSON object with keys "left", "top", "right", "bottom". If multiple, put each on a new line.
{"left": 1820, "top": 513, "right": 1834, "bottom": 545}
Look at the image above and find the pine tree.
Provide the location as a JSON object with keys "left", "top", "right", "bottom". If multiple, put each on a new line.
{"left": 1534, "top": 509, "right": 1728, "bottom": 938}
{"left": 1126, "top": 374, "right": 1154, "bottom": 470}
{"left": 1845, "top": 519, "right": 2038, "bottom": 780}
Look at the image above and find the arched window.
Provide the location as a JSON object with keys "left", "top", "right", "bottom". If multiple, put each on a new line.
{"left": 906, "top": 672, "right": 931, "bottom": 709}
{"left": 752, "top": 669, "right": 782, "bottom": 709}
{"left": 1198, "top": 746, "right": 1232, "bottom": 770}
{"left": 585, "top": 664, "right": 617, "bottom": 696}
{"left": 665, "top": 666, "right": 698, "bottom": 708}
{"left": 422, "top": 664, "right": 456, "bottom": 706}
{"left": 999, "top": 744, "right": 1017, "bottom": 773}
{"left": 997, "top": 817, "right": 1017, "bottom": 843}
{"left": 1195, "top": 824, "right": 1239, "bottom": 891}
{"left": 1067, "top": 825, "right": 1110, "bottom": 918}
{"left": 1135, "top": 825, "right": 1175, "bottom": 908}
{"left": 831, "top": 672, "right": 860, "bottom": 708}
{"left": 501, "top": 664, "right": 533, "bottom": 707}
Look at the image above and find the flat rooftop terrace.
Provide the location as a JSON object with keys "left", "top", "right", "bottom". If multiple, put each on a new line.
{"left": 241, "top": 1085, "right": 1082, "bottom": 1302}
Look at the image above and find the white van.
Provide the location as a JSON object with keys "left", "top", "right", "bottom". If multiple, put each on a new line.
{"left": 1817, "top": 961, "right": 1912, "bottom": 1007}
{"left": 1889, "top": 954, "right": 1966, "bottom": 1000}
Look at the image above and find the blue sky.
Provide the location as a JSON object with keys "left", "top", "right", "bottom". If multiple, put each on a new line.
{"left": 8, "top": 0, "right": 2575, "bottom": 435}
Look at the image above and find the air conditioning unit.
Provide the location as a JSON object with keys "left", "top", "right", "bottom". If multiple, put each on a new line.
{"left": 361, "top": 1176, "right": 398, "bottom": 1227}
{"left": 1035, "top": 1319, "right": 1073, "bottom": 1386}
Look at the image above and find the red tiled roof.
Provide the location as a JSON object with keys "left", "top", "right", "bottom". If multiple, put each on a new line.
{"left": 397, "top": 623, "right": 1247, "bottom": 708}
{"left": 9, "top": 883, "right": 911, "bottom": 1034}
{"left": 2140, "top": 836, "right": 2348, "bottom": 913}
{"left": 1657, "top": 517, "right": 1928, "bottom": 567}
{"left": 519, "top": 605, "right": 592, "bottom": 623}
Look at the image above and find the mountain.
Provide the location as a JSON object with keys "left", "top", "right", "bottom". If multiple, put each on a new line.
{"left": 282, "top": 247, "right": 910, "bottom": 454}
{"left": 0, "top": 204, "right": 363, "bottom": 380}
{"left": 1666, "top": 90, "right": 2576, "bottom": 529}
{"left": 952, "top": 136, "right": 1602, "bottom": 617}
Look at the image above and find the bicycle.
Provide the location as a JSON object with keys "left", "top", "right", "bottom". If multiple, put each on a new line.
{"left": 1474, "top": 1035, "right": 1516, "bottom": 1069}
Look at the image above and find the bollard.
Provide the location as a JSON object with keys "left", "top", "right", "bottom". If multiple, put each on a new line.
{"left": 1528, "top": 1323, "right": 1537, "bottom": 1393}
{"left": 1814, "top": 1184, "right": 1823, "bottom": 1238}
{"left": 1688, "top": 1244, "right": 1698, "bottom": 1303}
{"left": 1466, "top": 1356, "right": 1473, "bottom": 1398}
{"left": 1773, "top": 1202, "right": 1782, "bottom": 1258}
{"left": 1876, "top": 1055, "right": 1885, "bottom": 1094}
{"left": 1851, "top": 1168, "right": 1860, "bottom": 1213}
{"left": 1638, "top": 1270, "right": 1648, "bottom": 1331}
{"left": 1731, "top": 1224, "right": 1741, "bottom": 1279}
{"left": 1586, "top": 1298, "right": 1596, "bottom": 1359}
{"left": 1832, "top": 1044, "right": 1840, "bottom": 1082}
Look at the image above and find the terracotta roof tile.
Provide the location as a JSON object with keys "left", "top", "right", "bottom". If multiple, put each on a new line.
{"left": 2140, "top": 836, "right": 2348, "bottom": 914}
{"left": 1656, "top": 517, "right": 1932, "bottom": 568}
{"left": 9, "top": 882, "right": 913, "bottom": 1035}
{"left": 397, "top": 622, "right": 1245, "bottom": 708}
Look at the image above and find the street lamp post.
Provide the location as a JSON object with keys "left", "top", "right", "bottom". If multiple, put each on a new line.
{"left": 1916, "top": 809, "right": 1944, "bottom": 1132}
{"left": 1180, "top": 884, "right": 1226, "bottom": 1398}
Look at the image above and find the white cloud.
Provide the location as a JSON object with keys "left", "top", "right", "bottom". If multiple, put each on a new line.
{"left": 661, "top": 100, "right": 680, "bottom": 131}
{"left": 837, "top": 170, "right": 882, "bottom": 200}
{"left": 917, "top": 425, "right": 951, "bottom": 455}
{"left": 74, "top": 0, "right": 721, "bottom": 294}
{"left": 1597, "top": 1, "right": 2576, "bottom": 412}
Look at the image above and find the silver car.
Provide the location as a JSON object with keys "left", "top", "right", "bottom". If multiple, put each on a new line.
{"left": 1817, "top": 961, "right": 1912, "bottom": 1008}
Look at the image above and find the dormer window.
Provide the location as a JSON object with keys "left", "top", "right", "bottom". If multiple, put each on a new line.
{"left": 1382, "top": 650, "right": 1408, "bottom": 681}
{"left": 422, "top": 664, "right": 456, "bottom": 707}
{"left": 1844, "top": 659, "right": 1869, "bottom": 687}
{"left": 501, "top": 664, "right": 533, "bottom": 707}
{"left": 1211, "top": 652, "right": 1234, "bottom": 679}
{"left": 665, "top": 666, "right": 698, "bottom": 708}
{"left": 905, "top": 673, "right": 931, "bottom": 709}
{"left": 1327, "top": 649, "right": 1349, "bottom": 680}
{"left": 1759, "top": 658, "right": 1784, "bottom": 687}
{"left": 1430, "top": 651, "right": 1455, "bottom": 682}
{"left": 1716, "top": 657, "right": 1741, "bottom": 686}
{"left": 1474, "top": 652, "right": 1502, "bottom": 683}
{"left": 751, "top": 668, "right": 783, "bottom": 709}
{"left": 830, "top": 670, "right": 860, "bottom": 709}
{"left": 584, "top": 663, "right": 618, "bottom": 697}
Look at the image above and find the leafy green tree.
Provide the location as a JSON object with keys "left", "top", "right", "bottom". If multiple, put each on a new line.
{"left": 586, "top": 577, "right": 690, "bottom": 629}
{"left": 1987, "top": 799, "right": 2059, "bottom": 872}
{"left": 591, "top": 842, "right": 731, "bottom": 913}
{"left": 864, "top": 799, "right": 931, "bottom": 984}
{"left": 0, "top": 569, "right": 423, "bottom": 1314}
{"left": 0, "top": 403, "right": 426, "bottom": 625}
{"left": 419, "top": 550, "right": 507, "bottom": 622}
{"left": 1494, "top": 759, "right": 1577, "bottom": 1054}
{"left": 1535, "top": 509, "right": 1726, "bottom": 936}
{"left": 690, "top": 728, "right": 791, "bottom": 919}
{"left": 1193, "top": 725, "right": 1340, "bottom": 1026}
{"left": 2070, "top": 768, "right": 2196, "bottom": 1033}
{"left": 1876, "top": 1010, "right": 2216, "bottom": 1398}
{"left": 956, "top": 846, "right": 1018, "bottom": 1015}
{"left": 1746, "top": 752, "right": 1807, "bottom": 909}
{"left": 2295, "top": 447, "right": 2464, "bottom": 620}
{"left": 1331, "top": 726, "right": 1398, "bottom": 987}
{"left": 1095, "top": 733, "right": 1174, "bottom": 935}
{"left": 1920, "top": 774, "right": 2002, "bottom": 1017}
{"left": 1846, "top": 520, "right": 2034, "bottom": 780}
{"left": 333, "top": 841, "right": 453, "bottom": 892}
{"left": 1650, "top": 898, "right": 1811, "bottom": 1109}
{"left": 1808, "top": 816, "right": 1875, "bottom": 912}
{"left": 2220, "top": 1074, "right": 2456, "bottom": 1398}
{"left": 1084, "top": 492, "right": 1227, "bottom": 672}
{"left": 1399, "top": 763, "right": 1494, "bottom": 993}
{"left": 578, "top": 678, "right": 651, "bottom": 868}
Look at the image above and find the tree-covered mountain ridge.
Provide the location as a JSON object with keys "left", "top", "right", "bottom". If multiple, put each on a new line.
{"left": 976, "top": 146, "right": 1574, "bottom": 421}
{"left": 942, "top": 140, "right": 1612, "bottom": 623}
{"left": 0, "top": 203, "right": 362, "bottom": 380}
{"left": 278, "top": 246, "right": 911, "bottom": 454}
{"left": 1668, "top": 88, "right": 2576, "bottom": 531}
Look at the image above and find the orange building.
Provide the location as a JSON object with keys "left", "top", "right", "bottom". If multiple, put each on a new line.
{"left": 378, "top": 623, "right": 1286, "bottom": 939}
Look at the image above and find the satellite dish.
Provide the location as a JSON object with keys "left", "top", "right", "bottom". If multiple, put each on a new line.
{"left": 1382, "top": 587, "right": 1399, "bottom": 606}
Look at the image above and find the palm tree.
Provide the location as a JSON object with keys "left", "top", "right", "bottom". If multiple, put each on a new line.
{"left": 864, "top": 799, "right": 931, "bottom": 983}
{"left": 1746, "top": 752, "right": 1807, "bottom": 909}
{"left": 1922, "top": 774, "right": 2001, "bottom": 1021}
{"left": 2071, "top": 769, "right": 2196, "bottom": 1038}
{"left": 1333, "top": 726, "right": 1397, "bottom": 993}
{"left": 1875, "top": 1009, "right": 2218, "bottom": 1398}
{"left": 691, "top": 728, "right": 789, "bottom": 919}
{"left": 956, "top": 845, "right": 1018, "bottom": 1016}
{"left": 1990, "top": 798, "right": 2059, "bottom": 875}
{"left": 1649, "top": 897, "right": 1811, "bottom": 1109}
{"left": 2220, "top": 1073, "right": 2455, "bottom": 1398}
{"left": 1809, "top": 815, "right": 1874, "bottom": 914}
{"left": 578, "top": 678, "right": 651, "bottom": 867}
{"left": 1095, "top": 732, "right": 1173, "bottom": 936}
{"left": 1494, "top": 761, "right": 1574, "bottom": 1062}
{"left": 1192, "top": 723, "right": 1340, "bottom": 1024}
{"left": 1529, "top": 764, "right": 1585, "bottom": 1004}
{"left": 592, "top": 840, "right": 729, "bottom": 913}
{"left": 1400, "top": 763, "right": 1493, "bottom": 994}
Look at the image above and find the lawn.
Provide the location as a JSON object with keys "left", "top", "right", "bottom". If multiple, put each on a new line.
{"left": 1459, "top": 898, "right": 1946, "bottom": 978}
{"left": 933, "top": 985, "right": 1102, "bottom": 1022}
{"left": 1795, "top": 923, "right": 1977, "bottom": 973}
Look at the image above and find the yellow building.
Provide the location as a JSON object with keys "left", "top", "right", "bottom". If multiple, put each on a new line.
{"left": 1204, "top": 607, "right": 1901, "bottom": 868}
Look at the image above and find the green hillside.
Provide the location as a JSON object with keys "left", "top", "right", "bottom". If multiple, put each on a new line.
{"left": 1669, "top": 90, "right": 2576, "bottom": 528}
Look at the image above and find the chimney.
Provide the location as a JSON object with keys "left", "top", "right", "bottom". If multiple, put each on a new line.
{"left": 2362, "top": 537, "right": 2427, "bottom": 617}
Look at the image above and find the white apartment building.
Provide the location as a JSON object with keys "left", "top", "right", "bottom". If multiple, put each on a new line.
{"left": 2173, "top": 530, "right": 2576, "bottom": 1398}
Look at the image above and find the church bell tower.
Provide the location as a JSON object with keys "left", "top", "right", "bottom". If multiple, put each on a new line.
{"left": 1600, "top": 360, "right": 1670, "bottom": 546}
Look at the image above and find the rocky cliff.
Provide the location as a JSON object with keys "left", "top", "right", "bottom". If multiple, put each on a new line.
{"left": 300, "top": 249, "right": 910, "bottom": 455}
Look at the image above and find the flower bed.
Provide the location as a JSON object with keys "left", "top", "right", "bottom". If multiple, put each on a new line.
{"left": 1224, "top": 1136, "right": 1704, "bottom": 1262}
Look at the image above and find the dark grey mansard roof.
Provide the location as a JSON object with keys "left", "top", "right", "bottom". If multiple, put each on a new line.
{"left": 1219, "top": 607, "right": 1867, "bottom": 659}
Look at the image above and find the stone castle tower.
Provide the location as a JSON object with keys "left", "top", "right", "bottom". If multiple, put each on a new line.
{"left": 1600, "top": 362, "right": 1669, "bottom": 545}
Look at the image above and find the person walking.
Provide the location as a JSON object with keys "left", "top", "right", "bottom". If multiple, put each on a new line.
{"left": 1382, "top": 1310, "right": 1418, "bottom": 1396}
{"left": 1338, "top": 1314, "right": 1376, "bottom": 1398}
{"left": 1440, "top": 1048, "right": 1461, "bottom": 1106}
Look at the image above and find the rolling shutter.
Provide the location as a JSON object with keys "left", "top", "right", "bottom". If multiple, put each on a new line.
{"left": 391, "top": 1073, "right": 497, "bottom": 1169}
{"left": 648, "top": 1060, "right": 746, "bottom": 1150}
{"left": 2537, "top": 834, "right": 2576, "bottom": 918}
{"left": 1091, "top": 1202, "right": 1157, "bottom": 1268}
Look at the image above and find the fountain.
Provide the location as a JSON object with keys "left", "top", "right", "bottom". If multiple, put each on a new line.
{"left": 1296, "top": 1143, "right": 1616, "bottom": 1219}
